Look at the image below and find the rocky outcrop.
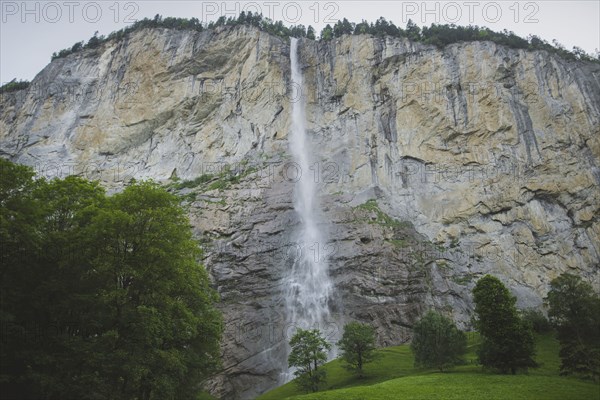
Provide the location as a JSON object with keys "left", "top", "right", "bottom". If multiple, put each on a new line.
{"left": 1, "top": 25, "right": 599, "bottom": 399}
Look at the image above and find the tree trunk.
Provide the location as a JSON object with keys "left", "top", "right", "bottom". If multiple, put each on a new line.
{"left": 358, "top": 352, "right": 363, "bottom": 377}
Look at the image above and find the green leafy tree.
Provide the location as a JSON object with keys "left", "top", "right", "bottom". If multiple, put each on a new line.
{"left": 546, "top": 273, "right": 600, "bottom": 381}
{"left": 0, "top": 160, "right": 45, "bottom": 398}
{"left": 0, "top": 160, "right": 222, "bottom": 400}
{"left": 0, "top": 168, "right": 108, "bottom": 399}
{"left": 473, "top": 275, "right": 537, "bottom": 374}
{"left": 306, "top": 25, "right": 316, "bottom": 40}
{"left": 338, "top": 322, "right": 377, "bottom": 377}
{"left": 288, "top": 328, "right": 331, "bottom": 392}
{"left": 82, "top": 181, "right": 223, "bottom": 399}
{"left": 29, "top": 176, "right": 107, "bottom": 400}
{"left": 411, "top": 311, "right": 467, "bottom": 371}
{"left": 0, "top": 158, "right": 40, "bottom": 274}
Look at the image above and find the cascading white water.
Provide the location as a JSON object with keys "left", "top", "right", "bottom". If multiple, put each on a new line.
{"left": 284, "top": 37, "right": 334, "bottom": 358}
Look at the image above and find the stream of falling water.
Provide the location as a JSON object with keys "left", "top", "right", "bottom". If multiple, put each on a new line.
{"left": 282, "top": 38, "right": 335, "bottom": 380}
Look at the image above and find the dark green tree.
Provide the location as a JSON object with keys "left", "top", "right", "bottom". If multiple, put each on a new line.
{"left": 87, "top": 31, "right": 101, "bottom": 48}
{"left": 320, "top": 24, "right": 334, "bottom": 41}
{"left": 0, "top": 160, "right": 45, "bottom": 399}
{"left": 0, "top": 160, "right": 223, "bottom": 400}
{"left": 306, "top": 25, "right": 316, "bottom": 40}
{"left": 473, "top": 275, "right": 537, "bottom": 374}
{"left": 546, "top": 273, "right": 600, "bottom": 381}
{"left": 70, "top": 41, "right": 83, "bottom": 52}
{"left": 333, "top": 18, "right": 354, "bottom": 37}
{"left": 288, "top": 328, "right": 331, "bottom": 392}
{"left": 372, "top": 17, "right": 399, "bottom": 37}
{"left": 82, "top": 181, "right": 223, "bottom": 399}
{"left": 338, "top": 322, "right": 377, "bottom": 377}
{"left": 411, "top": 311, "right": 467, "bottom": 371}
{"left": 0, "top": 168, "right": 107, "bottom": 399}
{"left": 289, "top": 24, "right": 307, "bottom": 38}
{"left": 405, "top": 19, "right": 421, "bottom": 41}
{"left": 29, "top": 176, "right": 107, "bottom": 400}
{"left": 353, "top": 20, "right": 370, "bottom": 35}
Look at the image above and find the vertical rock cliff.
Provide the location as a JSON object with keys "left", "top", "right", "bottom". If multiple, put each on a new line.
{"left": 1, "top": 25, "right": 599, "bottom": 399}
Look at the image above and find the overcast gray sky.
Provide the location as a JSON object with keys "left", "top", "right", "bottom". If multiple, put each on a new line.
{"left": 1, "top": 1, "right": 599, "bottom": 83}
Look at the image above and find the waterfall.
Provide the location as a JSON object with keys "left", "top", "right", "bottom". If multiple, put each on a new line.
{"left": 282, "top": 38, "right": 335, "bottom": 380}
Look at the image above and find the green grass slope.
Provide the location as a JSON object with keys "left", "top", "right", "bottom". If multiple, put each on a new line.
{"left": 258, "top": 344, "right": 417, "bottom": 400}
{"left": 287, "top": 373, "right": 598, "bottom": 400}
{"left": 258, "top": 334, "right": 600, "bottom": 400}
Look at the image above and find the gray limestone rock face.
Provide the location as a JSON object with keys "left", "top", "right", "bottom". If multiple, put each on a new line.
{"left": 1, "top": 25, "right": 599, "bottom": 399}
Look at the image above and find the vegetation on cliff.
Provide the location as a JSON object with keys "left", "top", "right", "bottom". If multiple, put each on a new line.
{"left": 0, "top": 78, "right": 30, "bottom": 94}
{"left": 321, "top": 17, "right": 598, "bottom": 62}
{"left": 48, "top": 13, "right": 598, "bottom": 63}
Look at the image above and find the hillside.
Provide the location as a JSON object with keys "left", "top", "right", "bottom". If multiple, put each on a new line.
{"left": 260, "top": 334, "right": 600, "bottom": 400}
